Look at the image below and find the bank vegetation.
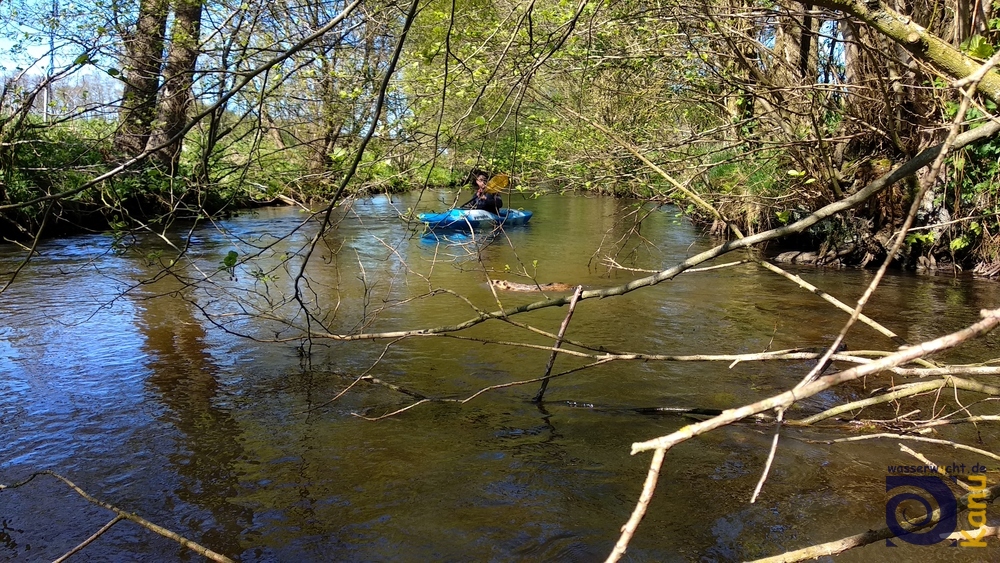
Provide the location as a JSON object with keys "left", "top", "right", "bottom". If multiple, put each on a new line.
{"left": 1, "top": 0, "right": 1000, "bottom": 273}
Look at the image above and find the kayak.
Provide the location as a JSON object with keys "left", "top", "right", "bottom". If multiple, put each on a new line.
{"left": 418, "top": 208, "right": 533, "bottom": 231}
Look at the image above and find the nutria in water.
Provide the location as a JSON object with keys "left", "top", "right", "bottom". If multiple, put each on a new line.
{"left": 489, "top": 279, "right": 577, "bottom": 292}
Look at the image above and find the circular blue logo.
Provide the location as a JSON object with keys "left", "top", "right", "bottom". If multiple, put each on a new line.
{"left": 885, "top": 475, "right": 958, "bottom": 546}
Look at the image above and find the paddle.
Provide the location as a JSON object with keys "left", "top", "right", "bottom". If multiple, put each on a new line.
{"left": 461, "top": 173, "right": 509, "bottom": 208}
{"left": 484, "top": 173, "right": 509, "bottom": 193}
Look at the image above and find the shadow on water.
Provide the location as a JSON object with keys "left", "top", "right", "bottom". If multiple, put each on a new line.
{"left": 136, "top": 287, "right": 255, "bottom": 557}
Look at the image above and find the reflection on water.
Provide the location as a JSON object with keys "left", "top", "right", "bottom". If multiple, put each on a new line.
{"left": 0, "top": 191, "right": 998, "bottom": 561}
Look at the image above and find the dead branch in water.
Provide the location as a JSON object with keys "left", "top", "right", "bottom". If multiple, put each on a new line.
{"left": 0, "top": 471, "right": 235, "bottom": 562}
{"left": 747, "top": 481, "right": 1000, "bottom": 562}
{"left": 749, "top": 439, "right": 1000, "bottom": 562}
{"left": 53, "top": 516, "right": 125, "bottom": 563}
{"left": 808, "top": 432, "right": 1000, "bottom": 463}
{"left": 756, "top": 260, "right": 906, "bottom": 346}
{"left": 533, "top": 285, "right": 584, "bottom": 402}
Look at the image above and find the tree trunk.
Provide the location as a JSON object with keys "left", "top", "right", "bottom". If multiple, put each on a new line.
{"left": 774, "top": 1, "right": 819, "bottom": 85}
{"left": 115, "top": 0, "right": 169, "bottom": 157}
{"left": 146, "top": 0, "right": 204, "bottom": 174}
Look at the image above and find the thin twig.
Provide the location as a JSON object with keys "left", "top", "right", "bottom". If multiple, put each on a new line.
{"left": 911, "top": 414, "right": 1000, "bottom": 430}
{"left": 53, "top": 515, "right": 125, "bottom": 563}
{"left": 355, "top": 358, "right": 617, "bottom": 420}
{"left": 750, "top": 413, "right": 783, "bottom": 503}
{"left": 605, "top": 448, "right": 666, "bottom": 563}
{"left": 354, "top": 399, "right": 432, "bottom": 421}
{"left": 898, "top": 444, "right": 971, "bottom": 491}
{"left": 534, "top": 285, "right": 584, "bottom": 402}
{"left": 810, "top": 433, "right": 1000, "bottom": 463}
{"left": 2, "top": 471, "right": 234, "bottom": 562}
{"left": 601, "top": 257, "right": 750, "bottom": 274}
{"left": 757, "top": 260, "right": 905, "bottom": 345}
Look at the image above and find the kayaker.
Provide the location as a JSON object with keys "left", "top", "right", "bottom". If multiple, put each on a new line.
{"left": 464, "top": 170, "right": 503, "bottom": 214}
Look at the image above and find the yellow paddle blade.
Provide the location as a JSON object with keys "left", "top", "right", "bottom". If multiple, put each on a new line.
{"left": 485, "top": 174, "right": 510, "bottom": 193}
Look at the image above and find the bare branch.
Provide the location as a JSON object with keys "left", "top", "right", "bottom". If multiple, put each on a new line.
{"left": 1, "top": 471, "right": 234, "bottom": 562}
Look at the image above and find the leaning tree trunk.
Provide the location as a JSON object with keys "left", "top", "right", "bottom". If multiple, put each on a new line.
{"left": 115, "top": 0, "right": 169, "bottom": 157}
{"left": 146, "top": 0, "right": 203, "bottom": 175}
{"left": 813, "top": 0, "right": 1000, "bottom": 102}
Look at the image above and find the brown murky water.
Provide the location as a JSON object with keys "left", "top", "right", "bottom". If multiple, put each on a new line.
{"left": 1, "top": 191, "right": 997, "bottom": 561}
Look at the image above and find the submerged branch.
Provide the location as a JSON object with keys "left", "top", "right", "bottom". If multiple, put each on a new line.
{"left": 533, "top": 285, "right": 584, "bottom": 402}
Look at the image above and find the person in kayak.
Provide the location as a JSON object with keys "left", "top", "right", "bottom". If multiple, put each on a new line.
{"left": 464, "top": 169, "right": 503, "bottom": 214}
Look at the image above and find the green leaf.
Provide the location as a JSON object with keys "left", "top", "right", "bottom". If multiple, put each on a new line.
{"left": 106, "top": 67, "right": 120, "bottom": 77}
{"left": 74, "top": 53, "right": 90, "bottom": 65}
{"left": 223, "top": 250, "right": 238, "bottom": 269}
{"left": 906, "top": 232, "right": 936, "bottom": 245}
{"left": 961, "top": 35, "right": 995, "bottom": 59}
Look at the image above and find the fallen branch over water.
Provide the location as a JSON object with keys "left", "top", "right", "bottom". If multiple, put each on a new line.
{"left": 808, "top": 432, "right": 1000, "bottom": 464}
{"left": 631, "top": 310, "right": 1000, "bottom": 453}
{"left": 793, "top": 376, "right": 1000, "bottom": 425}
{"left": 756, "top": 260, "right": 906, "bottom": 346}
{"left": 337, "top": 339, "right": 1000, "bottom": 421}
{"left": 605, "top": 308, "right": 1000, "bottom": 563}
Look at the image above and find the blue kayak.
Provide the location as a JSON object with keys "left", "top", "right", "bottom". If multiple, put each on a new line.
{"left": 418, "top": 208, "right": 533, "bottom": 231}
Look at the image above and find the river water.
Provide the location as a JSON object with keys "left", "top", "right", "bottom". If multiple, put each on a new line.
{"left": 1, "top": 190, "right": 998, "bottom": 561}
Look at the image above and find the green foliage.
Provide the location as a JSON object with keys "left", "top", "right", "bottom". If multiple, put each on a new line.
{"left": 694, "top": 149, "right": 788, "bottom": 233}
{"left": 221, "top": 250, "right": 239, "bottom": 279}
{"left": 905, "top": 232, "right": 936, "bottom": 246}
{"left": 961, "top": 35, "right": 995, "bottom": 60}
{"left": 940, "top": 140, "right": 1000, "bottom": 262}
{"left": 0, "top": 118, "right": 115, "bottom": 238}
{"left": 950, "top": 234, "right": 972, "bottom": 252}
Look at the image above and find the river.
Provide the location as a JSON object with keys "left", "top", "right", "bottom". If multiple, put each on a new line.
{"left": 1, "top": 190, "right": 997, "bottom": 561}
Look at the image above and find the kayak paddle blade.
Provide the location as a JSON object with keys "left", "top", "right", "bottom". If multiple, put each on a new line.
{"left": 485, "top": 174, "right": 509, "bottom": 193}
